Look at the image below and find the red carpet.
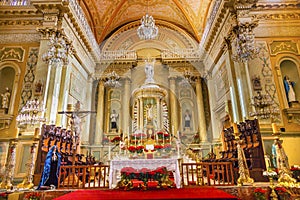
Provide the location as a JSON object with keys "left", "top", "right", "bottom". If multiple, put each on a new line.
{"left": 54, "top": 187, "right": 238, "bottom": 200}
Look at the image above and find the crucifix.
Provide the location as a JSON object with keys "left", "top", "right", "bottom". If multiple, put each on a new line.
{"left": 58, "top": 101, "right": 95, "bottom": 185}
{"left": 58, "top": 101, "right": 95, "bottom": 165}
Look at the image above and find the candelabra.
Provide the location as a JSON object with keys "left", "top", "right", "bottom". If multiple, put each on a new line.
{"left": 16, "top": 99, "right": 46, "bottom": 126}
{"left": 249, "top": 91, "right": 279, "bottom": 119}
{"left": 104, "top": 71, "right": 121, "bottom": 88}
{"left": 0, "top": 140, "right": 17, "bottom": 189}
{"left": 232, "top": 22, "right": 259, "bottom": 63}
{"left": 17, "top": 142, "right": 38, "bottom": 189}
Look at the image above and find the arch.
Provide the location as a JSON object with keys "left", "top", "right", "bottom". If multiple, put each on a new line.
{"left": 275, "top": 55, "right": 300, "bottom": 108}
{"left": 101, "top": 21, "right": 198, "bottom": 52}
{"left": 179, "top": 95, "right": 195, "bottom": 132}
{"left": 0, "top": 62, "right": 21, "bottom": 115}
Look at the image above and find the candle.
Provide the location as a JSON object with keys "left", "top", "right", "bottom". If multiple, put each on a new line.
{"left": 108, "top": 145, "right": 111, "bottom": 160}
{"left": 272, "top": 123, "right": 278, "bottom": 134}
{"left": 233, "top": 123, "right": 239, "bottom": 133}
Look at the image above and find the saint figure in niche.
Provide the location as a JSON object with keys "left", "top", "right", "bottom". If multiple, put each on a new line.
{"left": 110, "top": 109, "right": 119, "bottom": 130}
{"left": 283, "top": 76, "right": 297, "bottom": 103}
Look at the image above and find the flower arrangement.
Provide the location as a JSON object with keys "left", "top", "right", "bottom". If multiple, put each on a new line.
{"left": 136, "top": 145, "right": 144, "bottom": 153}
{"left": 24, "top": 192, "right": 41, "bottom": 200}
{"left": 128, "top": 146, "right": 136, "bottom": 153}
{"left": 275, "top": 187, "right": 290, "bottom": 200}
{"left": 154, "top": 144, "right": 164, "bottom": 150}
{"left": 164, "top": 144, "right": 172, "bottom": 152}
{"left": 111, "top": 136, "right": 121, "bottom": 143}
{"left": 156, "top": 132, "right": 164, "bottom": 139}
{"left": 0, "top": 192, "right": 8, "bottom": 200}
{"left": 254, "top": 188, "right": 267, "bottom": 200}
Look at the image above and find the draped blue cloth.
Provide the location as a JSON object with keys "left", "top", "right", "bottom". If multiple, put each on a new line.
{"left": 37, "top": 145, "right": 61, "bottom": 189}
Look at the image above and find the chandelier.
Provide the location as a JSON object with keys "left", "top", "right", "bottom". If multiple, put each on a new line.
{"left": 104, "top": 71, "right": 121, "bottom": 88}
{"left": 249, "top": 91, "right": 279, "bottom": 119}
{"left": 42, "top": 30, "right": 73, "bottom": 65}
{"left": 179, "top": 69, "right": 195, "bottom": 87}
{"left": 137, "top": 1, "right": 158, "bottom": 40}
{"left": 232, "top": 22, "right": 259, "bottom": 63}
{"left": 16, "top": 99, "right": 46, "bottom": 126}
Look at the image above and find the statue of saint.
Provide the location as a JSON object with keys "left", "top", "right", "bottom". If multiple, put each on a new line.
{"left": 184, "top": 109, "right": 191, "bottom": 130}
{"left": 110, "top": 109, "right": 119, "bottom": 130}
{"left": 1, "top": 87, "right": 10, "bottom": 113}
{"left": 145, "top": 104, "right": 153, "bottom": 122}
{"left": 283, "top": 76, "right": 297, "bottom": 103}
{"left": 144, "top": 60, "right": 155, "bottom": 84}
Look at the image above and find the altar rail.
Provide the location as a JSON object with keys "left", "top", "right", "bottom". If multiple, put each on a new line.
{"left": 181, "top": 162, "right": 235, "bottom": 186}
{"left": 57, "top": 164, "right": 110, "bottom": 189}
{"left": 56, "top": 161, "right": 234, "bottom": 189}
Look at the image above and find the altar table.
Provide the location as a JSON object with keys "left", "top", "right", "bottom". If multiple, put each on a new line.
{"left": 109, "top": 158, "right": 181, "bottom": 189}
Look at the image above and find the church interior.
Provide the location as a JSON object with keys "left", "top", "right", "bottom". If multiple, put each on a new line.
{"left": 0, "top": 0, "right": 300, "bottom": 199}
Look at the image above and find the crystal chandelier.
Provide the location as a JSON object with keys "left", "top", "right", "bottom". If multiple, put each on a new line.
{"left": 249, "top": 91, "right": 279, "bottom": 119}
{"left": 42, "top": 31, "right": 73, "bottom": 65}
{"left": 16, "top": 99, "right": 46, "bottom": 125}
{"left": 137, "top": 1, "right": 158, "bottom": 40}
{"left": 232, "top": 22, "right": 259, "bottom": 63}
{"left": 104, "top": 71, "right": 121, "bottom": 88}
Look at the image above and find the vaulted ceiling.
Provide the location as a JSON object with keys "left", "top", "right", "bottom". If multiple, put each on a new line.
{"left": 79, "top": 0, "right": 213, "bottom": 45}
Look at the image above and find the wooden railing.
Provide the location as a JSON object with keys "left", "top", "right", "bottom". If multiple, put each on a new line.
{"left": 57, "top": 164, "right": 110, "bottom": 189}
{"left": 181, "top": 161, "right": 235, "bottom": 186}
{"left": 57, "top": 161, "right": 234, "bottom": 189}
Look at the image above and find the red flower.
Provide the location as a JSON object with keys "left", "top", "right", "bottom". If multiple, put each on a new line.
{"left": 111, "top": 136, "right": 121, "bottom": 143}
{"left": 254, "top": 188, "right": 267, "bottom": 194}
{"left": 275, "top": 187, "right": 288, "bottom": 193}
{"left": 154, "top": 145, "right": 163, "bottom": 150}
{"left": 128, "top": 146, "right": 136, "bottom": 152}
{"left": 25, "top": 192, "right": 41, "bottom": 199}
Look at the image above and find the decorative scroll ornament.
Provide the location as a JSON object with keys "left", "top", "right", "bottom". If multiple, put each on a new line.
{"left": 104, "top": 71, "right": 121, "bottom": 88}
{"left": 137, "top": 13, "right": 158, "bottom": 40}
{"left": 179, "top": 69, "right": 195, "bottom": 87}
{"left": 42, "top": 31, "right": 73, "bottom": 65}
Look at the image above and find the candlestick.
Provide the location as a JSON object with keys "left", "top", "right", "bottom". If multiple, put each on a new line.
{"left": 233, "top": 123, "right": 239, "bottom": 134}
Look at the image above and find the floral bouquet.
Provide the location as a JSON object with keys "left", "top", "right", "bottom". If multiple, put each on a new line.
{"left": 136, "top": 145, "right": 144, "bottom": 154}
{"left": 24, "top": 192, "right": 41, "bottom": 200}
{"left": 156, "top": 132, "right": 164, "bottom": 139}
{"left": 254, "top": 188, "right": 267, "bottom": 200}
{"left": 128, "top": 146, "right": 136, "bottom": 153}
{"left": 111, "top": 136, "right": 121, "bottom": 144}
{"left": 164, "top": 144, "right": 172, "bottom": 152}
{"left": 154, "top": 144, "right": 164, "bottom": 151}
{"left": 275, "top": 187, "right": 290, "bottom": 200}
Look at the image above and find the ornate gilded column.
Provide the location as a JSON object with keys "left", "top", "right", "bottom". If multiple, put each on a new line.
{"left": 139, "top": 97, "right": 144, "bottom": 130}
{"left": 122, "top": 77, "right": 131, "bottom": 136}
{"left": 195, "top": 77, "right": 207, "bottom": 142}
{"left": 0, "top": 140, "right": 17, "bottom": 189}
{"left": 169, "top": 76, "right": 179, "bottom": 135}
{"left": 95, "top": 79, "right": 105, "bottom": 144}
{"left": 156, "top": 97, "right": 161, "bottom": 130}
